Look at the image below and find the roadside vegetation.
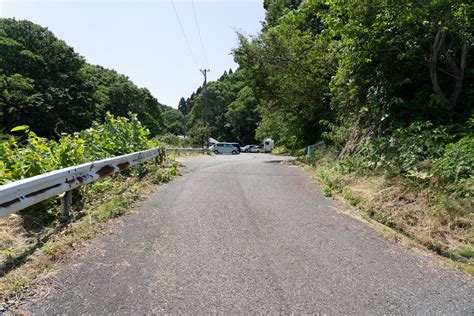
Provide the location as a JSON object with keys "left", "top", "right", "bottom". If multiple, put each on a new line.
{"left": 1, "top": 112, "right": 152, "bottom": 185}
{"left": 0, "top": 114, "right": 181, "bottom": 307}
{"left": 177, "top": 69, "right": 260, "bottom": 146}
{"left": 300, "top": 120, "right": 473, "bottom": 269}
{"left": 0, "top": 160, "right": 179, "bottom": 307}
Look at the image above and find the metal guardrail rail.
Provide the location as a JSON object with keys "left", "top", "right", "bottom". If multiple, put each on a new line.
{"left": 0, "top": 147, "right": 208, "bottom": 217}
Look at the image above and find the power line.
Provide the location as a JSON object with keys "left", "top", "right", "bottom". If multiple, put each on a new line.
{"left": 170, "top": 0, "right": 198, "bottom": 67}
{"left": 191, "top": 0, "right": 208, "bottom": 68}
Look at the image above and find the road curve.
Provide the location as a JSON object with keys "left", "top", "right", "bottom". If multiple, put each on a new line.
{"left": 26, "top": 154, "right": 473, "bottom": 314}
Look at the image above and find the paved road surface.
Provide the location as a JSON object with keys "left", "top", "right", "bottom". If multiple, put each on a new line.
{"left": 26, "top": 154, "right": 473, "bottom": 314}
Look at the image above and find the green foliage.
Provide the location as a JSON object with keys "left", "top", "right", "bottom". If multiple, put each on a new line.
{"left": 80, "top": 64, "right": 165, "bottom": 136}
{"left": 152, "top": 168, "right": 174, "bottom": 184}
{"left": 234, "top": 1, "right": 337, "bottom": 147}
{"left": 0, "top": 113, "right": 151, "bottom": 185}
{"left": 0, "top": 19, "right": 96, "bottom": 137}
{"left": 451, "top": 247, "right": 474, "bottom": 261}
{"left": 188, "top": 122, "right": 212, "bottom": 148}
{"left": 154, "top": 133, "right": 189, "bottom": 147}
{"left": 434, "top": 136, "right": 474, "bottom": 183}
{"left": 311, "top": 120, "right": 472, "bottom": 193}
{"left": 93, "top": 195, "right": 129, "bottom": 221}
{"left": 161, "top": 104, "right": 184, "bottom": 135}
{"left": 359, "top": 122, "right": 453, "bottom": 174}
{"left": 263, "top": 0, "right": 304, "bottom": 28}
{"left": 78, "top": 112, "right": 151, "bottom": 159}
{"left": 225, "top": 86, "right": 260, "bottom": 145}
{"left": 170, "top": 163, "right": 178, "bottom": 176}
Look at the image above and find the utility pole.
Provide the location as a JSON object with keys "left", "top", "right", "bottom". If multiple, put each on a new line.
{"left": 183, "top": 104, "right": 187, "bottom": 140}
{"left": 200, "top": 68, "right": 210, "bottom": 124}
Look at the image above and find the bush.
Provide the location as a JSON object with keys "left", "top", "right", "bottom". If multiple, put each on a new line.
{"left": 79, "top": 112, "right": 151, "bottom": 159}
{"left": 333, "top": 121, "right": 456, "bottom": 179}
{"left": 363, "top": 121, "right": 452, "bottom": 172}
{"left": 433, "top": 136, "right": 474, "bottom": 183}
{"left": 154, "top": 133, "right": 189, "bottom": 147}
{"left": 153, "top": 169, "right": 173, "bottom": 183}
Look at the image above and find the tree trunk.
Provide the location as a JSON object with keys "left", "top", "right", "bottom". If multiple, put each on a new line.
{"left": 428, "top": 27, "right": 447, "bottom": 102}
{"left": 429, "top": 26, "right": 470, "bottom": 111}
{"left": 449, "top": 39, "right": 469, "bottom": 110}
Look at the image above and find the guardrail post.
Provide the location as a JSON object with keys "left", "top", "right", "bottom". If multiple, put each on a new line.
{"left": 61, "top": 190, "right": 73, "bottom": 217}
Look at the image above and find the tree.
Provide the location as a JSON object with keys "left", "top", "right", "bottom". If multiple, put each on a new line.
{"left": 179, "top": 69, "right": 255, "bottom": 143}
{"left": 226, "top": 86, "right": 260, "bottom": 144}
{"left": 320, "top": 0, "right": 474, "bottom": 154}
{"left": 188, "top": 121, "right": 211, "bottom": 148}
{"left": 233, "top": 0, "right": 473, "bottom": 154}
{"left": 81, "top": 64, "right": 164, "bottom": 135}
{"left": 263, "top": 0, "right": 304, "bottom": 28}
{"left": 233, "top": 2, "right": 336, "bottom": 147}
{"left": 0, "top": 19, "right": 96, "bottom": 137}
{"left": 161, "top": 104, "right": 184, "bottom": 135}
{"left": 178, "top": 97, "right": 187, "bottom": 115}
{"left": 425, "top": 1, "right": 473, "bottom": 110}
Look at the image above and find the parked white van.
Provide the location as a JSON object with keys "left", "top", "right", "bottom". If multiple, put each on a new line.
{"left": 210, "top": 142, "right": 240, "bottom": 155}
{"left": 263, "top": 138, "right": 274, "bottom": 153}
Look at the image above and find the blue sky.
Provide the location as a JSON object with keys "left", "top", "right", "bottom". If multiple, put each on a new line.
{"left": 0, "top": 0, "right": 265, "bottom": 108}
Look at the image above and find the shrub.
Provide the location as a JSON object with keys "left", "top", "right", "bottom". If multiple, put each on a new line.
{"left": 336, "top": 121, "right": 455, "bottom": 178}
{"left": 153, "top": 169, "right": 173, "bottom": 183}
{"left": 389, "top": 122, "right": 452, "bottom": 171}
{"left": 433, "top": 136, "right": 474, "bottom": 183}
{"left": 79, "top": 112, "right": 151, "bottom": 159}
{"left": 154, "top": 133, "right": 189, "bottom": 147}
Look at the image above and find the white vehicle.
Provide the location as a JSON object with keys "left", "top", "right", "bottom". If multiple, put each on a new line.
{"left": 210, "top": 142, "right": 240, "bottom": 155}
{"left": 263, "top": 138, "right": 274, "bottom": 153}
{"left": 242, "top": 144, "right": 258, "bottom": 152}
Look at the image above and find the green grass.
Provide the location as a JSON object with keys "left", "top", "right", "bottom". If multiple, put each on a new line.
{"left": 341, "top": 187, "right": 360, "bottom": 206}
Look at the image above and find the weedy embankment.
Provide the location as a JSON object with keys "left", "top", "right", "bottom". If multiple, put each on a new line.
{"left": 300, "top": 122, "right": 473, "bottom": 275}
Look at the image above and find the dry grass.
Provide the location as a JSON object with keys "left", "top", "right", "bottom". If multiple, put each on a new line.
{"left": 0, "top": 216, "right": 29, "bottom": 262}
{"left": 348, "top": 177, "right": 472, "bottom": 251}
{"left": 301, "top": 161, "right": 474, "bottom": 274}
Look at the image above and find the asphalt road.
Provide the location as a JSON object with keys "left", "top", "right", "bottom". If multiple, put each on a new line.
{"left": 26, "top": 154, "right": 473, "bottom": 314}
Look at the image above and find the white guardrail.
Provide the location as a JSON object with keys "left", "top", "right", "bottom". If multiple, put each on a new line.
{"left": 0, "top": 147, "right": 208, "bottom": 217}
